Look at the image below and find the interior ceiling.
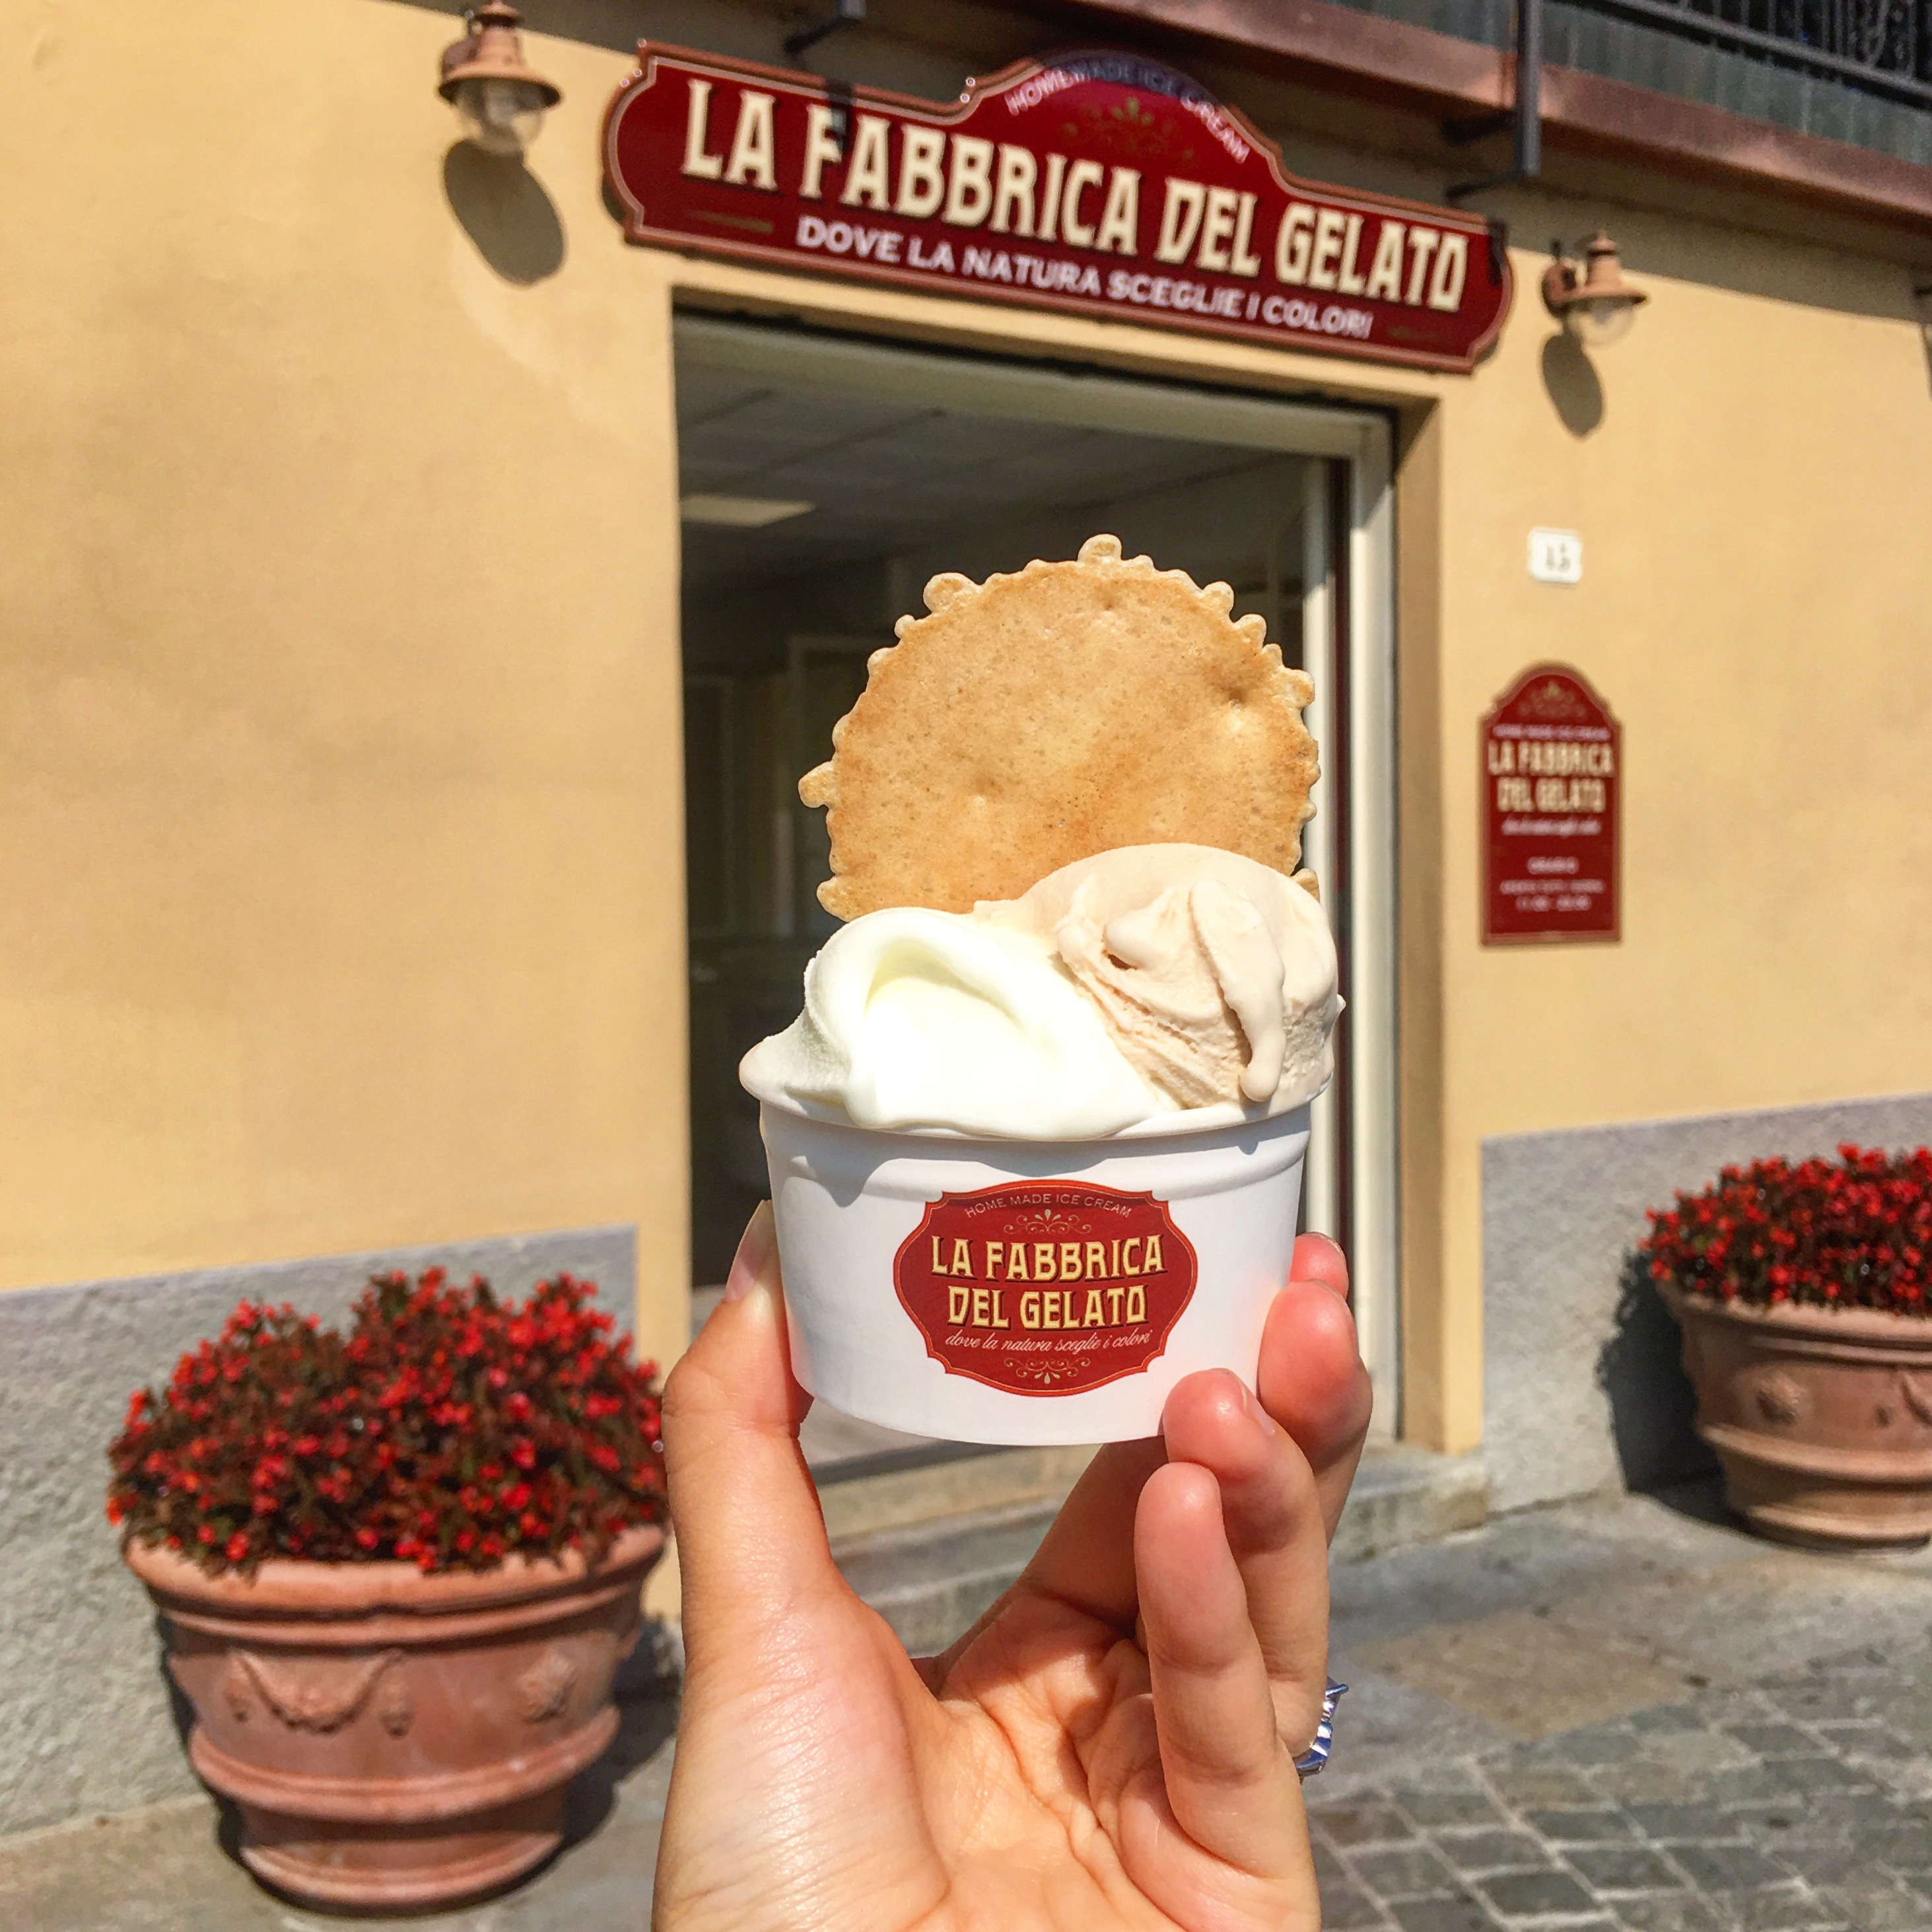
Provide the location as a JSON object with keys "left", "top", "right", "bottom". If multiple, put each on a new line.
{"left": 675, "top": 364, "right": 1286, "bottom": 596}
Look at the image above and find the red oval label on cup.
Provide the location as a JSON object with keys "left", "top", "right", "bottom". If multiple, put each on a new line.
{"left": 892, "top": 1183, "right": 1198, "bottom": 1396}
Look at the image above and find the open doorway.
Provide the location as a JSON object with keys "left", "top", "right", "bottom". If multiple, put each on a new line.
{"left": 674, "top": 315, "right": 1397, "bottom": 1432}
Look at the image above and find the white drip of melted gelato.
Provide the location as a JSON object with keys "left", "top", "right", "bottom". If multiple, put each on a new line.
{"left": 740, "top": 843, "right": 1342, "bottom": 1139}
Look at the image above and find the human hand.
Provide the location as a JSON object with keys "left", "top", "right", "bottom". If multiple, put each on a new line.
{"left": 652, "top": 1204, "right": 1372, "bottom": 1931}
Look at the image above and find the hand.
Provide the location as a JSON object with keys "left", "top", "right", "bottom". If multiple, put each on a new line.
{"left": 653, "top": 1204, "right": 1373, "bottom": 1932}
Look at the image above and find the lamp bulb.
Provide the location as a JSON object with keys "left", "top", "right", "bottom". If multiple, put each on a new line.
{"left": 1566, "top": 296, "right": 1637, "bottom": 350}
{"left": 453, "top": 76, "right": 549, "bottom": 156}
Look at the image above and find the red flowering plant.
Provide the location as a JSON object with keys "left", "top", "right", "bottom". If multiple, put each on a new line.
{"left": 107, "top": 1268, "right": 666, "bottom": 1576}
{"left": 1643, "top": 1144, "right": 1932, "bottom": 1315}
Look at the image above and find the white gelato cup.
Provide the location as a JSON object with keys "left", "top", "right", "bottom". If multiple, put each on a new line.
{"left": 758, "top": 1100, "right": 1310, "bottom": 1445}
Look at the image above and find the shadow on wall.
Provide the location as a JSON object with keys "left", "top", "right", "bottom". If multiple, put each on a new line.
{"left": 444, "top": 142, "right": 567, "bottom": 285}
{"left": 1540, "top": 332, "right": 1604, "bottom": 437}
{"left": 1595, "top": 1250, "right": 1716, "bottom": 1494}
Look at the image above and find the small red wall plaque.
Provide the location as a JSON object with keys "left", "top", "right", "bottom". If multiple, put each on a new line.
{"left": 893, "top": 1182, "right": 1198, "bottom": 1396}
{"left": 1482, "top": 665, "right": 1621, "bottom": 944}
{"left": 605, "top": 45, "right": 1511, "bottom": 374}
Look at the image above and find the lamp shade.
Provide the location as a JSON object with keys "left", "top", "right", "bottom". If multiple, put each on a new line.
{"left": 439, "top": 2, "right": 560, "bottom": 156}
{"left": 1542, "top": 233, "right": 1646, "bottom": 348}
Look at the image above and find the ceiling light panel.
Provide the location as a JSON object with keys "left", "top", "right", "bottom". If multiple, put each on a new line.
{"left": 679, "top": 495, "right": 815, "bottom": 528}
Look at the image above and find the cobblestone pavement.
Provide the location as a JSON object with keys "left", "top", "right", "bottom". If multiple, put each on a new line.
{"left": 1308, "top": 1644, "right": 1932, "bottom": 1932}
{"left": 1310, "top": 1478, "right": 1932, "bottom": 1932}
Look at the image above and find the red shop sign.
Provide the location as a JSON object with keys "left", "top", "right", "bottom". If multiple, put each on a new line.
{"left": 605, "top": 45, "right": 1511, "bottom": 374}
{"left": 1482, "top": 665, "right": 1621, "bottom": 945}
{"left": 893, "top": 1183, "right": 1198, "bottom": 1396}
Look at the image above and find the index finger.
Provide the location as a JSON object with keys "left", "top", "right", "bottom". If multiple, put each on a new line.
{"left": 1257, "top": 1242, "right": 1372, "bottom": 1540}
{"left": 1290, "top": 1231, "right": 1350, "bottom": 1299}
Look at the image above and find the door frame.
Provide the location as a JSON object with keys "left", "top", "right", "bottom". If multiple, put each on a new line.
{"left": 1294, "top": 441, "right": 1399, "bottom": 1435}
{"left": 674, "top": 314, "right": 1400, "bottom": 1432}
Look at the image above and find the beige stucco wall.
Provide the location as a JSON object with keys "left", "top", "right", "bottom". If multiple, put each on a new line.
{"left": 7, "top": 0, "right": 1931, "bottom": 1464}
{"left": 1, "top": 1, "right": 691, "bottom": 1374}
{"left": 1418, "top": 201, "right": 1932, "bottom": 1451}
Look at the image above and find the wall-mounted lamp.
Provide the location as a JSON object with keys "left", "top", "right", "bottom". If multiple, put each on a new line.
{"left": 439, "top": 2, "right": 561, "bottom": 158}
{"left": 1542, "top": 232, "right": 1647, "bottom": 349}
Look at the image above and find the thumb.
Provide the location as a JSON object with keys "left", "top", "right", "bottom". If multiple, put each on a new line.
{"left": 662, "top": 1204, "right": 845, "bottom": 1667}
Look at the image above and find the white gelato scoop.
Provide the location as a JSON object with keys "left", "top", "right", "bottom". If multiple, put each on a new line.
{"left": 740, "top": 844, "right": 1341, "bottom": 1138}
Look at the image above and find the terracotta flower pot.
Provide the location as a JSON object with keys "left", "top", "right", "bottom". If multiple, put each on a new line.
{"left": 1663, "top": 1283, "right": 1932, "bottom": 1549}
{"left": 124, "top": 1524, "right": 665, "bottom": 1912}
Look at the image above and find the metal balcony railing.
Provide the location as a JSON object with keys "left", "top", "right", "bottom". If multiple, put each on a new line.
{"left": 1572, "top": 0, "right": 1932, "bottom": 108}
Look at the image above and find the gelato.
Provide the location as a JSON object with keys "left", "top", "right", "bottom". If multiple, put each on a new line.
{"left": 742, "top": 538, "right": 1334, "bottom": 1444}
{"left": 741, "top": 843, "right": 1340, "bottom": 1138}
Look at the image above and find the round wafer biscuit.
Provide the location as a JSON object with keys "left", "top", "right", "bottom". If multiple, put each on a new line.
{"left": 799, "top": 534, "right": 1319, "bottom": 918}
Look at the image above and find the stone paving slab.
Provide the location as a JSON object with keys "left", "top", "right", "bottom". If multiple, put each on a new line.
{"left": 1307, "top": 1645, "right": 1932, "bottom": 1931}
{"left": 1311, "top": 1480, "right": 1932, "bottom": 1932}
{"left": 1324, "top": 1483, "right": 1932, "bottom": 1796}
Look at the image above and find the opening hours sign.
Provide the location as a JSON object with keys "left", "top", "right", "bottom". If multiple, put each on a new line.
{"left": 604, "top": 46, "right": 1512, "bottom": 374}
{"left": 1482, "top": 665, "right": 1622, "bottom": 945}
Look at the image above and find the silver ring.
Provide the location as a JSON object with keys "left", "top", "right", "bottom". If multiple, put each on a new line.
{"left": 1294, "top": 1678, "right": 1346, "bottom": 1779}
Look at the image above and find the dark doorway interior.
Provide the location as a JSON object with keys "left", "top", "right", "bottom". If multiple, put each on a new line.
{"left": 676, "top": 328, "right": 1318, "bottom": 1286}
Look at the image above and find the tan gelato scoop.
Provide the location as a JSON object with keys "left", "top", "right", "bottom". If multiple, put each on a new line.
{"left": 977, "top": 844, "right": 1339, "bottom": 1117}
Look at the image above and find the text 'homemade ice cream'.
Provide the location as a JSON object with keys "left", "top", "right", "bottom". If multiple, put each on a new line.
{"left": 740, "top": 844, "right": 1341, "bottom": 1138}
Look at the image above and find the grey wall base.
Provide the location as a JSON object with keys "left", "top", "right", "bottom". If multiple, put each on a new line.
{"left": 0, "top": 1227, "right": 635, "bottom": 1840}
{"left": 1483, "top": 1091, "right": 1932, "bottom": 1516}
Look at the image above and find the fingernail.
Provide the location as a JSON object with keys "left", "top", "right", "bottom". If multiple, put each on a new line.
{"left": 1240, "top": 1378, "right": 1280, "bottom": 1441}
{"left": 723, "top": 1202, "right": 776, "bottom": 1301}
